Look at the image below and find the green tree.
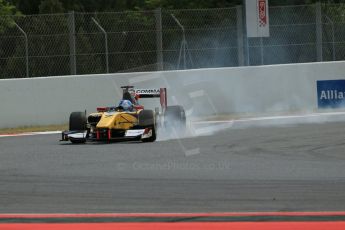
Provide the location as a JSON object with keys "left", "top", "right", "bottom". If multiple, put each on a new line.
{"left": 10, "top": 0, "right": 46, "bottom": 14}
{"left": 39, "top": 0, "right": 64, "bottom": 14}
{"left": 13, "top": 0, "right": 345, "bottom": 16}
{"left": 143, "top": 0, "right": 241, "bottom": 10}
{"left": 0, "top": 0, "right": 20, "bottom": 32}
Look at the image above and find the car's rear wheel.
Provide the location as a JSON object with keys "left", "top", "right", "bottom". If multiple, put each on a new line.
{"left": 164, "top": 105, "right": 186, "bottom": 130}
{"left": 138, "top": 110, "right": 156, "bottom": 142}
{"left": 69, "top": 111, "right": 87, "bottom": 144}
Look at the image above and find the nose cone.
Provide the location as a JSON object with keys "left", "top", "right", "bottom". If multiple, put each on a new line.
{"left": 96, "top": 112, "right": 137, "bottom": 129}
{"left": 96, "top": 112, "right": 117, "bottom": 129}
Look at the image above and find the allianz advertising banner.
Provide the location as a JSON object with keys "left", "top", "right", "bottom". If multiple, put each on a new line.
{"left": 317, "top": 79, "right": 345, "bottom": 108}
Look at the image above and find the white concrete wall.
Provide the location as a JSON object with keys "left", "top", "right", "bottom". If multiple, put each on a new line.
{"left": 1, "top": 61, "right": 345, "bottom": 128}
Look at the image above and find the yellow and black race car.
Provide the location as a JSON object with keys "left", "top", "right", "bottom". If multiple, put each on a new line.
{"left": 60, "top": 86, "right": 186, "bottom": 143}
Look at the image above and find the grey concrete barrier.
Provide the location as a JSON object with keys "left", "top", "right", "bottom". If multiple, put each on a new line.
{"left": 1, "top": 61, "right": 345, "bottom": 128}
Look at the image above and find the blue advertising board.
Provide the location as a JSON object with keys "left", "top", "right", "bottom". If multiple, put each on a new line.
{"left": 317, "top": 79, "right": 345, "bottom": 108}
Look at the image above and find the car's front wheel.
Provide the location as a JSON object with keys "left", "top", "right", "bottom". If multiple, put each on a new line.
{"left": 69, "top": 111, "right": 87, "bottom": 144}
{"left": 138, "top": 110, "right": 156, "bottom": 142}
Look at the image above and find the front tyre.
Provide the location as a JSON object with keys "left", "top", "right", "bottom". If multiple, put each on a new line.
{"left": 141, "top": 126, "right": 156, "bottom": 142}
{"left": 69, "top": 111, "right": 87, "bottom": 144}
{"left": 138, "top": 110, "right": 156, "bottom": 142}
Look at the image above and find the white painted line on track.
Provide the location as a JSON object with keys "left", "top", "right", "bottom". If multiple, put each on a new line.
{"left": 192, "top": 111, "right": 345, "bottom": 124}
{"left": 0, "top": 131, "right": 61, "bottom": 138}
{"left": 2, "top": 111, "right": 345, "bottom": 138}
{"left": 192, "top": 120, "right": 234, "bottom": 124}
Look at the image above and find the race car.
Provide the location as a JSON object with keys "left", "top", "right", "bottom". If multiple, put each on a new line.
{"left": 60, "top": 86, "right": 186, "bottom": 143}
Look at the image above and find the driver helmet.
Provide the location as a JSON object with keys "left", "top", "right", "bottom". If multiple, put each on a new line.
{"left": 118, "top": 100, "right": 133, "bottom": 111}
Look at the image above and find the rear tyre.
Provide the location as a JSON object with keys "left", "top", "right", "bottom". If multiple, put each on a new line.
{"left": 164, "top": 105, "right": 186, "bottom": 130}
{"left": 69, "top": 111, "right": 87, "bottom": 144}
{"left": 138, "top": 110, "right": 155, "bottom": 127}
{"left": 138, "top": 110, "right": 156, "bottom": 142}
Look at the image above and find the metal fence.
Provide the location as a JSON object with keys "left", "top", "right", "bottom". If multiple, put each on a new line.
{"left": 1, "top": 3, "right": 345, "bottom": 79}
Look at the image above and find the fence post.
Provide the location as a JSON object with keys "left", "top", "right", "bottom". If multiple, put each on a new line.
{"left": 171, "top": 14, "right": 188, "bottom": 69}
{"left": 324, "top": 14, "right": 336, "bottom": 61}
{"left": 316, "top": 2, "right": 323, "bottom": 62}
{"left": 14, "top": 23, "right": 29, "bottom": 78}
{"left": 68, "top": 11, "right": 76, "bottom": 75}
{"left": 92, "top": 17, "right": 109, "bottom": 73}
{"left": 155, "top": 8, "right": 164, "bottom": 71}
{"left": 236, "top": 5, "right": 245, "bottom": 66}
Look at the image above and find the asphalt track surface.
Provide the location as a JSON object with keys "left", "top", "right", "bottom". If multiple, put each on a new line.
{"left": 1, "top": 117, "right": 345, "bottom": 213}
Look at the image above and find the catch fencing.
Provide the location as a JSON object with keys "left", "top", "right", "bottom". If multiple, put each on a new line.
{"left": 1, "top": 3, "right": 345, "bottom": 78}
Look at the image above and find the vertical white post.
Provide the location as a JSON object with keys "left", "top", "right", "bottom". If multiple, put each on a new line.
{"left": 324, "top": 14, "right": 336, "bottom": 61}
{"left": 68, "top": 11, "right": 76, "bottom": 75}
{"left": 316, "top": 2, "right": 323, "bottom": 62}
{"left": 260, "top": 37, "right": 264, "bottom": 65}
{"left": 92, "top": 17, "right": 109, "bottom": 73}
{"left": 171, "top": 14, "right": 187, "bottom": 69}
{"left": 237, "top": 5, "right": 245, "bottom": 66}
{"left": 15, "top": 23, "right": 29, "bottom": 78}
{"left": 155, "top": 8, "right": 163, "bottom": 71}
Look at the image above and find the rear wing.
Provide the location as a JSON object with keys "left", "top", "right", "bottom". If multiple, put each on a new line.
{"left": 135, "top": 88, "right": 167, "bottom": 110}
{"left": 121, "top": 86, "right": 167, "bottom": 110}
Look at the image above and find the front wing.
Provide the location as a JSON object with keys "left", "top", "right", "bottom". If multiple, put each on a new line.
{"left": 60, "top": 128, "right": 153, "bottom": 142}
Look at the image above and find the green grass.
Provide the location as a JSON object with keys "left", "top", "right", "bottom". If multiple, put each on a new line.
{"left": 0, "top": 124, "right": 68, "bottom": 134}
